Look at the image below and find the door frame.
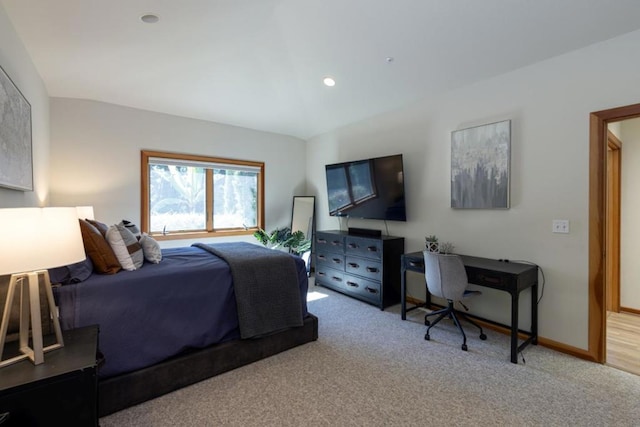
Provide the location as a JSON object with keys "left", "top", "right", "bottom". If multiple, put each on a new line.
{"left": 589, "top": 103, "right": 640, "bottom": 363}
{"left": 606, "top": 131, "right": 621, "bottom": 313}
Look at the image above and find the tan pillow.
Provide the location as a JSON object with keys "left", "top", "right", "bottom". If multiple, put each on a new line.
{"left": 79, "top": 219, "right": 121, "bottom": 274}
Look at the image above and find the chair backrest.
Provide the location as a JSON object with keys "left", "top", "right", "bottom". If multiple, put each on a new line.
{"left": 423, "top": 251, "right": 469, "bottom": 301}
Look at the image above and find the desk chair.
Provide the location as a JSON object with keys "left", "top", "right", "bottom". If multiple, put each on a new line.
{"left": 423, "top": 251, "right": 487, "bottom": 351}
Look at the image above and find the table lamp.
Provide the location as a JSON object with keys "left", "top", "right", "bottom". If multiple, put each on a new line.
{"left": 75, "top": 205, "right": 95, "bottom": 221}
{"left": 0, "top": 207, "right": 86, "bottom": 367}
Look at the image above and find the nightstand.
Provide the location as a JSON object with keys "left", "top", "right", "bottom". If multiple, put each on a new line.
{"left": 0, "top": 325, "right": 99, "bottom": 426}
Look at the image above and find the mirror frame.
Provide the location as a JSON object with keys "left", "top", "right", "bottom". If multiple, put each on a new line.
{"left": 290, "top": 196, "right": 315, "bottom": 274}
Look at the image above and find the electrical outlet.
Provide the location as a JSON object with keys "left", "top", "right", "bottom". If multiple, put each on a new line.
{"left": 552, "top": 219, "right": 569, "bottom": 234}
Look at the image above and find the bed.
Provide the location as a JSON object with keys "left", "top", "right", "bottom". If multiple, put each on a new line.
{"left": 51, "top": 241, "right": 318, "bottom": 416}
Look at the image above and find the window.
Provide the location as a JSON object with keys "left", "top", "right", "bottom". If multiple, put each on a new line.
{"left": 141, "top": 150, "right": 264, "bottom": 240}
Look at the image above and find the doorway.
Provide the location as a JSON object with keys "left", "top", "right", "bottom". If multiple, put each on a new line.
{"left": 589, "top": 103, "right": 640, "bottom": 367}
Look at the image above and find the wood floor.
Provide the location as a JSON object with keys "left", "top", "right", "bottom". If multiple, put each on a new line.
{"left": 607, "top": 311, "right": 640, "bottom": 375}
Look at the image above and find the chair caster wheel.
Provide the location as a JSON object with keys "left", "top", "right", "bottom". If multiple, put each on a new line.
{"left": 424, "top": 333, "right": 430, "bottom": 341}
{"left": 461, "top": 344, "right": 468, "bottom": 351}
{"left": 424, "top": 319, "right": 430, "bottom": 326}
{"left": 480, "top": 333, "right": 487, "bottom": 340}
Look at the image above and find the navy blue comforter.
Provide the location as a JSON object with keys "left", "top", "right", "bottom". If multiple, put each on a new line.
{"left": 54, "top": 245, "right": 309, "bottom": 378}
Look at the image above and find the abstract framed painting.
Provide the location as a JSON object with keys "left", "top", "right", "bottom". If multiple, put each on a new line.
{"left": 0, "top": 64, "right": 33, "bottom": 191}
{"left": 451, "top": 119, "right": 510, "bottom": 209}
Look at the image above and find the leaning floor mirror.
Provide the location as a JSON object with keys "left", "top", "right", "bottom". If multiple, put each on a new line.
{"left": 290, "top": 196, "right": 315, "bottom": 275}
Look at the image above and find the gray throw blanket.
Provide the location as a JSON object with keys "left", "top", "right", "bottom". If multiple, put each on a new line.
{"left": 193, "top": 242, "right": 303, "bottom": 338}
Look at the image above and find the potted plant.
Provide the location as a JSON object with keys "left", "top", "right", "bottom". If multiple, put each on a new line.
{"left": 253, "top": 227, "right": 311, "bottom": 256}
{"left": 439, "top": 241, "right": 455, "bottom": 255}
{"left": 425, "top": 235, "right": 439, "bottom": 253}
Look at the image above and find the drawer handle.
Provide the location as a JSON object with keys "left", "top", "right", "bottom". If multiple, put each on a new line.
{"left": 317, "top": 238, "right": 327, "bottom": 243}
{"left": 348, "top": 243, "right": 358, "bottom": 249}
{"left": 331, "top": 276, "right": 342, "bottom": 282}
{"left": 366, "top": 267, "right": 379, "bottom": 273}
{"left": 332, "top": 258, "right": 342, "bottom": 265}
{"left": 348, "top": 262, "right": 359, "bottom": 268}
{"left": 408, "top": 261, "right": 423, "bottom": 268}
{"left": 367, "top": 246, "right": 378, "bottom": 252}
{"left": 318, "top": 254, "right": 326, "bottom": 260}
{"left": 317, "top": 271, "right": 326, "bottom": 277}
{"left": 365, "top": 286, "right": 378, "bottom": 294}
{"left": 346, "top": 281, "right": 359, "bottom": 288}
{"left": 331, "top": 241, "right": 341, "bottom": 246}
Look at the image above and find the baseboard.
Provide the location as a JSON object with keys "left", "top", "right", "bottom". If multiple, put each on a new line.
{"left": 406, "top": 296, "right": 596, "bottom": 363}
{"left": 536, "top": 336, "right": 596, "bottom": 362}
{"left": 620, "top": 306, "right": 640, "bottom": 316}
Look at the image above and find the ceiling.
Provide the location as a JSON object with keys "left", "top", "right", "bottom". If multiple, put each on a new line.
{"left": 3, "top": 1, "right": 640, "bottom": 140}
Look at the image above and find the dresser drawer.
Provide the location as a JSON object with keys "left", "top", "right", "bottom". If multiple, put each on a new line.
{"left": 345, "top": 236, "right": 382, "bottom": 260}
{"left": 316, "top": 233, "right": 345, "bottom": 254}
{"left": 343, "top": 275, "right": 381, "bottom": 305}
{"left": 315, "top": 267, "right": 345, "bottom": 290}
{"left": 316, "top": 249, "right": 345, "bottom": 271}
{"left": 345, "top": 255, "right": 382, "bottom": 281}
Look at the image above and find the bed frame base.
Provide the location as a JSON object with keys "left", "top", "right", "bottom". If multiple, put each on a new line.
{"left": 98, "top": 313, "right": 318, "bottom": 417}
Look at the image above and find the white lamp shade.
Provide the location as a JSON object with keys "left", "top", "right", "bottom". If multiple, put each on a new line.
{"left": 0, "top": 207, "right": 86, "bottom": 275}
{"left": 75, "top": 206, "right": 95, "bottom": 220}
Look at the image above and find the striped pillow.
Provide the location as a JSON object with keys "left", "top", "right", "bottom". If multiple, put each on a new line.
{"left": 120, "top": 219, "right": 141, "bottom": 238}
{"left": 106, "top": 224, "right": 144, "bottom": 271}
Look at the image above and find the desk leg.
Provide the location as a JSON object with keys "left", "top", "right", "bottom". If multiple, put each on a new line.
{"left": 510, "top": 291, "right": 519, "bottom": 364}
{"left": 401, "top": 266, "right": 407, "bottom": 320}
{"left": 532, "top": 281, "right": 538, "bottom": 345}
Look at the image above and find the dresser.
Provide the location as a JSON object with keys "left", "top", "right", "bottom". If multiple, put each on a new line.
{"left": 314, "top": 230, "right": 404, "bottom": 309}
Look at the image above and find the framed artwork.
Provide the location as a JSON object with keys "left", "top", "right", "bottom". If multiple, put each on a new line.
{"left": 451, "top": 119, "right": 510, "bottom": 209}
{"left": 0, "top": 64, "right": 33, "bottom": 191}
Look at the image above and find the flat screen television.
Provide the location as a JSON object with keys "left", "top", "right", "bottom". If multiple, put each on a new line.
{"left": 325, "top": 154, "right": 406, "bottom": 221}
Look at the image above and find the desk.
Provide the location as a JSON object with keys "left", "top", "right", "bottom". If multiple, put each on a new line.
{"left": 401, "top": 251, "right": 538, "bottom": 363}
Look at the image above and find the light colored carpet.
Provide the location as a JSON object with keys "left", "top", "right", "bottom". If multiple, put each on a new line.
{"left": 100, "top": 282, "right": 640, "bottom": 426}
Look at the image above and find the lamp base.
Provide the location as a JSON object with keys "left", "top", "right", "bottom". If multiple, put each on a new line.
{"left": 0, "top": 271, "right": 64, "bottom": 367}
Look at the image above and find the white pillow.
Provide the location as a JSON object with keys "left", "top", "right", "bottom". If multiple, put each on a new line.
{"left": 106, "top": 224, "right": 144, "bottom": 271}
{"left": 139, "top": 233, "right": 162, "bottom": 264}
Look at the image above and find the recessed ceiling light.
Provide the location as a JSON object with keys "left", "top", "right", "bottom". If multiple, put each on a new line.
{"left": 140, "top": 14, "right": 160, "bottom": 24}
{"left": 323, "top": 76, "right": 336, "bottom": 87}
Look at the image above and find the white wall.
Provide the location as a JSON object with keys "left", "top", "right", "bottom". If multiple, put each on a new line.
{"left": 620, "top": 117, "right": 640, "bottom": 310}
{"left": 0, "top": 5, "right": 50, "bottom": 207}
{"left": 49, "top": 98, "right": 307, "bottom": 248}
{"left": 609, "top": 122, "right": 622, "bottom": 139}
{"left": 307, "top": 29, "right": 640, "bottom": 350}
